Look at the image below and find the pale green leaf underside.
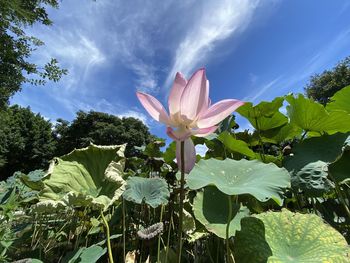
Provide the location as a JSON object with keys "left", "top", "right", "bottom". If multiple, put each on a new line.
{"left": 186, "top": 159, "right": 290, "bottom": 205}
{"left": 39, "top": 144, "right": 126, "bottom": 210}
{"left": 122, "top": 177, "right": 170, "bottom": 208}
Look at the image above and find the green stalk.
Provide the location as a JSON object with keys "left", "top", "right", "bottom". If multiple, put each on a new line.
{"left": 329, "top": 173, "right": 350, "bottom": 218}
{"left": 177, "top": 140, "right": 185, "bottom": 263}
{"left": 254, "top": 116, "right": 265, "bottom": 162}
{"left": 122, "top": 198, "right": 126, "bottom": 262}
{"left": 157, "top": 205, "right": 164, "bottom": 263}
{"left": 165, "top": 211, "right": 173, "bottom": 263}
{"left": 101, "top": 211, "right": 114, "bottom": 263}
{"left": 226, "top": 195, "right": 233, "bottom": 263}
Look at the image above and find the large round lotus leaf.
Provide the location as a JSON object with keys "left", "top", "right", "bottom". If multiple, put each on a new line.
{"left": 186, "top": 159, "right": 290, "bottom": 205}
{"left": 193, "top": 186, "right": 249, "bottom": 238}
{"left": 38, "top": 144, "right": 126, "bottom": 210}
{"left": 327, "top": 85, "right": 350, "bottom": 114}
{"left": 122, "top": 177, "right": 169, "bottom": 208}
{"left": 234, "top": 209, "right": 350, "bottom": 263}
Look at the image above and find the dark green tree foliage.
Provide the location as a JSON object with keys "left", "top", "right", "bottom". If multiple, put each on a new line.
{"left": 0, "top": 105, "right": 56, "bottom": 180}
{"left": 305, "top": 56, "right": 350, "bottom": 104}
{"left": 54, "top": 111, "right": 153, "bottom": 157}
{"left": 0, "top": 0, "right": 67, "bottom": 108}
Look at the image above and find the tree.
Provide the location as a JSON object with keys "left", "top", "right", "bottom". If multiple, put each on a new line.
{"left": 305, "top": 56, "right": 350, "bottom": 105}
{"left": 54, "top": 111, "right": 154, "bottom": 157}
{"left": 0, "top": 105, "right": 56, "bottom": 180}
{"left": 0, "top": 0, "right": 67, "bottom": 109}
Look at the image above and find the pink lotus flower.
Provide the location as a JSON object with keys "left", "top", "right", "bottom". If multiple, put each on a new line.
{"left": 136, "top": 68, "right": 244, "bottom": 173}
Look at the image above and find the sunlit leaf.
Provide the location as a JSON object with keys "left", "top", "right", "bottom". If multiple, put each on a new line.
{"left": 326, "top": 85, "right": 350, "bottom": 114}
{"left": 286, "top": 94, "right": 350, "bottom": 133}
{"left": 37, "top": 144, "right": 126, "bottom": 210}
{"left": 186, "top": 159, "right": 290, "bottom": 205}
{"left": 234, "top": 209, "right": 350, "bottom": 263}
{"left": 217, "top": 131, "right": 255, "bottom": 158}
{"left": 237, "top": 97, "right": 288, "bottom": 131}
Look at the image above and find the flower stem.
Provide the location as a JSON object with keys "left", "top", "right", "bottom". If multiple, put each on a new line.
{"left": 226, "top": 195, "right": 233, "bottom": 263}
{"left": 329, "top": 172, "right": 350, "bottom": 218}
{"left": 165, "top": 212, "right": 173, "bottom": 263}
{"left": 177, "top": 140, "right": 185, "bottom": 263}
{"left": 101, "top": 210, "right": 114, "bottom": 263}
{"left": 122, "top": 198, "right": 126, "bottom": 261}
{"left": 157, "top": 205, "right": 164, "bottom": 263}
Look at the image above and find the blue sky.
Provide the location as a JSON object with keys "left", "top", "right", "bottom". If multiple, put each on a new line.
{"left": 11, "top": 0, "right": 350, "bottom": 140}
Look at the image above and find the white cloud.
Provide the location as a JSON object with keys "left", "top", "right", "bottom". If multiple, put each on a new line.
{"left": 165, "top": 0, "right": 262, "bottom": 86}
{"left": 117, "top": 110, "right": 149, "bottom": 125}
{"left": 19, "top": 0, "right": 271, "bottom": 122}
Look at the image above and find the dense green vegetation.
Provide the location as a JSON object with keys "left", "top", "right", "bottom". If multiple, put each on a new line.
{"left": 1, "top": 87, "right": 349, "bottom": 262}
{"left": 53, "top": 111, "right": 154, "bottom": 157}
{"left": 0, "top": 105, "right": 56, "bottom": 180}
{"left": 305, "top": 56, "right": 350, "bottom": 104}
{"left": 0, "top": 108, "right": 153, "bottom": 180}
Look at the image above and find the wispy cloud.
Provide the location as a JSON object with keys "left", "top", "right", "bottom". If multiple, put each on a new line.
{"left": 243, "top": 76, "right": 282, "bottom": 103}
{"left": 242, "top": 28, "right": 350, "bottom": 104}
{"left": 18, "top": 0, "right": 271, "bottom": 124}
{"left": 165, "top": 0, "right": 262, "bottom": 87}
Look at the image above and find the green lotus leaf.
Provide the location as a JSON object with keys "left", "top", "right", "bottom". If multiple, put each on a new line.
{"left": 183, "top": 208, "right": 196, "bottom": 234}
{"left": 254, "top": 112, "right": 288, "bottom": 131}
{"left": 64, "top": 244, "right": 106, "bottom": 263}
{"left": 286, "top": 94, "right": 350, "bottom": 133}
{"left": 32, "top": 200, "right": 67, "bottom": 213}
{"left": 163, "top": 141, "right": 176, "bottom": 163}
{"left": 329, "top": 136, "right": 350, "bottom": 184}
{"left": 327, "top": 85, "right": 350, "bottom": 114}
{"left": 260, "top": 123, "right": 302, "bottom": 144}
{"left": 186, "top": 159, "right": 290, "bottom": 205}
{"left": 237, "top": 97, "right": 284, "bottom": 118}
{"left": 218, "top": 131, "right": 255, "bottom": 158}
{"left": 38, "top": 144, "right": 126, "bottom": 210}
{"left": 187, "top": 231, "right": 209, "bottom": 243}
{"left": 193, "top": 186, "right": 249, "bottom": 238}
{"left": 284, "top": 133, "right": 348, "bottom": 195}
{"left": 291, "top": 161, "right": 334, "bottom": 197}
{"left": 234, "top": 209, "right": 350, "bottom": 263}
{"left": 122, "top": 177, "right": 170, "bottom": 208}
{"left": 20, "top": 170, "right": 45, "bottom": 191}
{"left": 237, "top": 97, "right": 288, "bottom": 131}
